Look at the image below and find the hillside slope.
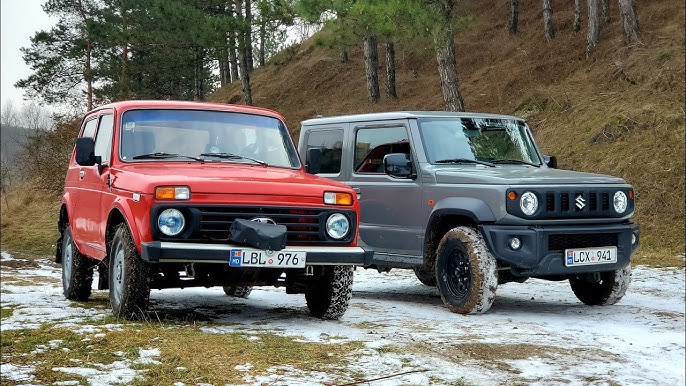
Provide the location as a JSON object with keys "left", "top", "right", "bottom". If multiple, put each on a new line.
{"left": 211, "top": 0, "right": 685, "bottom": 256}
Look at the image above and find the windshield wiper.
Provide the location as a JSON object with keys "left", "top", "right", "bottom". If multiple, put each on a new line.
{"left": 199, "top": 152, "right": 268, "bottom": 166}
{"left": 490, "top": 159, "right": 541, "bottom": 167}
{"left": 435, "top": 158, "right": 495, "bottom": 167}
{"left": 132, "top": 152, "right": 205, "bottom": 162}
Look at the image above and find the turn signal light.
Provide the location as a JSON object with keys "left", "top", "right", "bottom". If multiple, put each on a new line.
{"left": 507, "top": 191, "right": 518, "bottom": 201}
{"left": 324, "top": 192, "right": 353, "bottom": 206}
{"left": 155, "top": 186, "right": 190, "bottom": 200}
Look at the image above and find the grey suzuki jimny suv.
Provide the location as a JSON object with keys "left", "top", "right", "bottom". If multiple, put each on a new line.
{"left": 298, "top": 111, "right": 639, "bottom": 314}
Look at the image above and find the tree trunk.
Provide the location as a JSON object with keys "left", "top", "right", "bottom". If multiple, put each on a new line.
{"left": 363, "top": 36, "right": 380, "bottom": 103}
{"left": 119, "top": 0, "right": 129, "bottom": 97}
{"left": 339, "top": 47, "right": 348, "bottom": 63}
{"left": 573, "top": 0, "right": 582, "bottom": 32}
{"left": 385, "top": 42, "right": 397, "bottom": 99}
{"left": 194, "top": 48, "right": 204, "bottom": 100}
{"left": 245, "top": 0, "right": 254, "bottom": 72}
{"left": 601, "top": 0, "right": 610, "bottom": 24}
{"left": 586, "top": 0, "right": 601, "bottom": 55}
{"left": 508, "top": 0, "right": 519, "bottom": 35}
{"left": 228, "top": 30, "right": 239, "bottom": 82}
{"left": 76, "top": 0, "right": 93, "bottom": 110}
{"left": 258, "top": 18, "right": 266, "bottom": 67}
{"left": 542, "top": 0, "right": 555, "bottom": 40}
{"left": 617, "top": 0, "right": 640, "bottom": 45}
{"left": 219, "top": 55, "right": 227, "bottom": 86}
{"left": 432, "top": 0, "right": 464, "bottom": 112}
{"left": 236, "top": 0, "right": 252, "bottom": 104}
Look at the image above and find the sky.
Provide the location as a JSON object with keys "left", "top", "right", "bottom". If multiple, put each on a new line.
{"left": 1, "top": 0, "right": 57, "bottom": 109}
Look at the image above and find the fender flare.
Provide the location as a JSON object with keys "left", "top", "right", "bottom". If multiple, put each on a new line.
{"left": 108, "top": 197, "right": 142, "bottom": 254}
{"left": 424, "top": 197, "right": 496, "bottom": 241}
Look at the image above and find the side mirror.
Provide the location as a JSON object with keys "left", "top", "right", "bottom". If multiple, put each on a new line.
{"left": 75, "top": 137, "right": 101, "bottom": 166}
{"left": 543, "top": 155, "right": 557, "bottom": 168}
{"left": 305, "top": 147, "right": 322, "bottom": 174}
{"left": 384, "top": 153, "right": 414, "bottom": 179}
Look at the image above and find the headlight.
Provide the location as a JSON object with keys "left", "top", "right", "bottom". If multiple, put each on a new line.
{"left": 519, "top": 191, "right": 538, "bottom": 216}
{"left": 325, "top": 213, "right": 350, "bottom": 239}
{"left": 613, "top": 191, "right": 628, "bottom": 214}
{"left": 158, "top": 208, "right": 185, "bottom": 236}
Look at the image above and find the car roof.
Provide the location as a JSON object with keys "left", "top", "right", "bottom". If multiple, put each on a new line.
{"left": 301, "top": 111, "right": 524, "bottom": 126}
{"left": 88, "top": 100, "right": 285, "bottom": 120}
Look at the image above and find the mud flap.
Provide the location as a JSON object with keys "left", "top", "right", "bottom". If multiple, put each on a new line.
{"left": 229, "top": 218, "right": 287, "bottom": 251}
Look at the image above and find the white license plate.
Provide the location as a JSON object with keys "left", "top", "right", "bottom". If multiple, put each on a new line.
{"left": 565, "top": 246, "right": 617, "bottom": 267}
{"left": 228, "top": 249, "right": 306, "bottom": 268}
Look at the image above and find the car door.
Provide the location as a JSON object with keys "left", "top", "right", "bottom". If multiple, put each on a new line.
{"left": 77, "top": 112, "right": 114, "bottom": 258}
{"left": 347, "top": 122, "right": 423, "bottom": 264}
{"left": 69, "top": 117, "right": 99, "bottom": 253}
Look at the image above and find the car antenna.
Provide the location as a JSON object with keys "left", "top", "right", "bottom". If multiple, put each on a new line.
{"left": 314, "top": 107, "right": 323, "bottom": 118}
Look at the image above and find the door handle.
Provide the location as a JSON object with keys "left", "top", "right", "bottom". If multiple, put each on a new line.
{"left": 353, "top": 187, "right": 361, "bottom": 199}
{"left": 79, "top": 170, "right": 85, "bottom": 179}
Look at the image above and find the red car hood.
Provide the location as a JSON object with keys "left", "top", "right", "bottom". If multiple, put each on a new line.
{"left": 110, "top": 162, "right": 352, "bottom": 199}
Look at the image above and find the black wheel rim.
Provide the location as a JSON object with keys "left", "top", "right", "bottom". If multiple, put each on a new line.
{"left": 445, "top": 246, "right": 471, "bottom": 302}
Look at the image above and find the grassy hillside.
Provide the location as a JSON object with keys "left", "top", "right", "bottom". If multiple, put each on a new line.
{"left": 210, "top": 0, "right": 685, "bottom": 262}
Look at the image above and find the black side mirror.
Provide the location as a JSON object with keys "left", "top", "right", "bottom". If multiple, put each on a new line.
{"left": 384, "top": 153, "right": 415, "bottom": 179}
{"left": 305, "top": 147, "right": 322, "bottom": 174}
{"left": 543, "top": 155, "right": 557, "bottom": 168}
{"left": 75, "top": 137, "right": 101, "bottom": 166}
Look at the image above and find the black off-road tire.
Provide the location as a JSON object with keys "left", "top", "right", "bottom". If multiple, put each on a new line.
{"left": 61, "top": 226, "right": 94, "bottom": 301}
{"left": 435, "top": 226, "right": 498, "bottom": 314}
{"left": 305, "top": 265, "right": 354, "bottom": 320}
{"left": 413, "top": 266, "right": 437, "bottom": 287}
{"left": 569, "top": 264, "right": 631, "bottom": 306}
{"left": 109, "top": 224, "right": 151, "bottom": 320}
{"left": 223, "top": 286, "right": 253, "bottom": 298}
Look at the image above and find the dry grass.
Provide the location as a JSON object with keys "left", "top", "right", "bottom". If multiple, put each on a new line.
{"left": 1, "top": 182, "right": 61, "bottom": 256}
{"left": 210, "top": 0, "right": 685, "bottom": 260}
{"left": 0, "top": 322, "right": 364, "bottom": 385}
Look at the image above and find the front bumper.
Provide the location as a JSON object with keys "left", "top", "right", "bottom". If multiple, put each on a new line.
{"left": 480, "top": 222, "right": 639, "bottom": 277}
{"left": 141, "top": 241, "right": 374, "bottom": 266}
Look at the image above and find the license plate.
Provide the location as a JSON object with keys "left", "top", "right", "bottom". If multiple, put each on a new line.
{"left": 228, "top": 249, "right": 306, "bottom": 268}
{"left": 564, "top": 246, "right": 617, "bottom": 267}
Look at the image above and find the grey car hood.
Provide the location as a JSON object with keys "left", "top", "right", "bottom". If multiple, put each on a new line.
{"left": 434, "top": 166, "right": 627, "bottom": 185}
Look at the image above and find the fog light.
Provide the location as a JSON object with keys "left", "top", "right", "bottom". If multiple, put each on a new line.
{"left": 631, "top": 233, "right": 637, "bottom": 245}
{"left": 509, "top": 237, "right": 522, "bottom": 250}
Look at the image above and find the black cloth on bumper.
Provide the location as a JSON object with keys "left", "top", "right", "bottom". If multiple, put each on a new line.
{"left": 229, "top": 218, "right": 287, "bottom": 251}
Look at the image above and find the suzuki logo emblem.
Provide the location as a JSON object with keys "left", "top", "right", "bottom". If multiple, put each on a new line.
{"left": 575, "top": 194, "right": 586, "bottom": 209}
{"left": 250, "top": 217, "right": 277, "bottom": 225}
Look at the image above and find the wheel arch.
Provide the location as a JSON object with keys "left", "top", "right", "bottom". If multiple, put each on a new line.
{"left": 55, "top": 203, "right": 70, "bottom": 263}
{"left": 423, "top": 197, "right": 496, "bottom": 271}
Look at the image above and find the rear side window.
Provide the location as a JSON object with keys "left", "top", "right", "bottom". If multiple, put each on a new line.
{"left": 80, "top": 119, "right": 97, "bottom": 138}
{"left": 94, "top": 114, "right": 114, "bottom": 164}
{"left": 354, "top": 126, "right": 410, "bottom": 173}
{"left": 306, "top": 129, "right": 343, "bottom": 174}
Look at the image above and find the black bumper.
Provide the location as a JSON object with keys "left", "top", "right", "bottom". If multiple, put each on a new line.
{"left": 141, "top": 241, "right": 374, "bottom": 266}
{"left": 480, "top": 222, "right": 639, "bottom": 277}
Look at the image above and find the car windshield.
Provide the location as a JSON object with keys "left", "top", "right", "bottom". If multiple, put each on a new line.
{"left": 119, "top": 109, "right": 300, "bottom": 168}
{"left": 418, "top": 118, "right": 541, "bottom": 165}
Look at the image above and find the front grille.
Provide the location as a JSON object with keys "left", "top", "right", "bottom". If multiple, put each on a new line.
{"left": 152, "top": 205, "right": 355, "bottom": 245}
{"left": 513, "top": 188, "right": 632, "bottom": 220}
{"left": 548, "top": 233, "right": 619, "bottom": 251}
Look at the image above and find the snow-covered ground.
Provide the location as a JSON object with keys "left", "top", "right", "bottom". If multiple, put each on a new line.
{"left": 1, "top": 250, "right": 684, "bottom": 385}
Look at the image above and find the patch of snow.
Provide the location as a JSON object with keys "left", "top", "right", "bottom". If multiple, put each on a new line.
{"left": 235, "top": 363, "right": 254, "bottom": 371}
{"left": 1, "top": 251, "right": 14, "bottom": 261}
{"left": 53, "top": 361, "right": 141, "bottom": 386}
{"left": 136, "top": 348, "right": 161, "bottom": 365}
{"left": 0, "top": 363, "right": 34, "bottom": 381}
{"left": 53, "top": 381, "right": 81, "bottom": 386}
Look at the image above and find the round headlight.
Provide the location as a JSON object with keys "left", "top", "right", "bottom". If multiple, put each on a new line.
{"left": 325, "top": 213, "right": 350, "bottom": 240}
{"left": 158, "top": 208, "right": 185, "bottom": 236}
{"left": 613, "top": 191, "right": 628, "bottom": 214}
{"left": 519, "top": 191, "right": 539, "bottom": 216}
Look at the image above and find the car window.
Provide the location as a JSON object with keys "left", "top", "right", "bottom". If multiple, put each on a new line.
{"left": 80, "top": 118, "right": 98, "bottom": 138}
{"left": 306, "top": 129, "right": 343, "bottom": 174}
{"left": 94, "top": 114, "right": 114, "bottom": 164}
{"left": 354, "top": 126, "right": 410, "bottom": 173}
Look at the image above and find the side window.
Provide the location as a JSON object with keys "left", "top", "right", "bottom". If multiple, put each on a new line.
{"left": 354, "top": 126, "right": 410, "bottom": 174}
{"left": 94, "top": 114, "right": 114, "bottom": 164}
{"left": 306, "top": 129, "right": 343, "bottom": 174}
{"left": 80, "top": 119, "right": 98, "bottom": 138}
